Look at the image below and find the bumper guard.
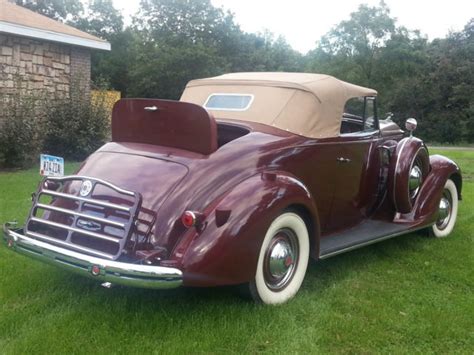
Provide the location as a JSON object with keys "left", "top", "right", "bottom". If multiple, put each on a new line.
{"left": 3, "top": 223, "right": 182, "bottom": 289}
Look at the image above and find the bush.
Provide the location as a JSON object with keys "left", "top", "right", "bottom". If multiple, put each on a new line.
{"left": 0, "top": 91, "right": 45, "bottom": 168}
{"left": 0, "top": 83, "right": 111, "bottom": 169}
{"left": 42, "top": 87, "right": 110, "bottom": 161}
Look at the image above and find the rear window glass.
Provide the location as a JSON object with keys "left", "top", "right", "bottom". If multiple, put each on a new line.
{"left": 204, "top": 94, "right": 253, "bottom": 111}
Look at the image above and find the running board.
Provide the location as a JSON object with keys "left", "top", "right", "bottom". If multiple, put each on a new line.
{"left": 319, "top": 220, "right": 427, "bottom": 259}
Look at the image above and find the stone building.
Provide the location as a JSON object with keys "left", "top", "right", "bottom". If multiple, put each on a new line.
{"left": 0, "top": 0, "right": 110, "bottom": 97}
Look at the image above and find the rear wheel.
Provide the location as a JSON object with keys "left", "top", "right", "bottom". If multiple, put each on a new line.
{"left": 248, "top": 212, "right": 309, "bottom": 304}
{"left": 430, "top": 179, "right": 458, "bottom": 238}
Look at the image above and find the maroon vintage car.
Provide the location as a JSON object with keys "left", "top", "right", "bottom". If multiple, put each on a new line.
{"left": 4, "top": 73, "right": 461, "bottom": 304}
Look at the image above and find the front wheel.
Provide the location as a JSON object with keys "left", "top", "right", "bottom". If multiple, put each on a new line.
{"left": 248, "top": 212, "right": 309, "bottom": 305}
{"left": 430, "top": 179, "right": 459, "bottom": 238}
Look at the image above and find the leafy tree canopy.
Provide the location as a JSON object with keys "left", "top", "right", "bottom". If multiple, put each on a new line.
{"left": 73, "top": 0, "right": 124, "bottom": 40}
{"left": 136, "top": 0, "right": 238, "bottom": 45}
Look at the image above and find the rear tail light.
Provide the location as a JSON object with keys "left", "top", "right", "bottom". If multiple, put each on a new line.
{"left": 181, "top": 211, "right": 197, "bottom": 228}
{"left": 181, "top": 210, "right": 206, "bottom": 229}
{"left": 91, "top": 265, "right": 101, "bottom": 276}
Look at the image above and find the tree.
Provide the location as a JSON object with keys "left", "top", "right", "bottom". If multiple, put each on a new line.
{"left": 308, "top": 1, "right": 395, "bottom": 86}
{"left": 15, "top": 0, "right": 83, "bottom": 22}
{"left": 127, "top": 0, "right": 305, "bottom": 98}
{"left": 70, "top": 0, "right": 128, "bottom": 92}
{"left": 306, "top": 2, "right": 427, "bottom": 127}
{"left": 128, "top": 40, "right": 227, "bottom": 99}
{"left": 305, "top": 2, "right": 474, "bottom": 143}
{"left": 90, "top": 29, "right": 136, "bottom": 94}
{"left": 128, "top": 0, "right": 236, "bottom": 98}
{"left": 73, "top": 0, "right": 124, "bottom": 40}
{"left": 226, "top": 31, "right": 304, "bottom": 72}
{"left": 419, "top": 19, "right": 474, "bottom": 143}
{"left": 136, "top": 0, "right": 237, "bottom": 46}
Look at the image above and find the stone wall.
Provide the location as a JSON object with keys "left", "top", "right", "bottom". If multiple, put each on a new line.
{"left": 0, "top": 33, "right": 91, "bottom": 97}
{"left": 70, "top": 46, "right": 91, "bottom": 96}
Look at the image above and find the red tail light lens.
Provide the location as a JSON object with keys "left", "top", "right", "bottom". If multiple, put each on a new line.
{"left": 91, "top": 265, "right": 101, "bottom": 276}
{"left": 181, "top": 211, "right": 197, "bottom": 228}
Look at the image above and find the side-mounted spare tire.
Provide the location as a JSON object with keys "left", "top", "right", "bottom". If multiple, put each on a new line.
{"left": 388, "top": 137, "right": 430, "bottom": 214}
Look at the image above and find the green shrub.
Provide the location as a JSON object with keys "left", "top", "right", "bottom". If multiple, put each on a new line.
{"left": 0, "top": 91, "right": 45, "bottom": 169}
{"left": 0, "top": 82, "right": 111, "bottom": 169}
{"left": 42, "top": 87, "right": 110, "bottom": 161}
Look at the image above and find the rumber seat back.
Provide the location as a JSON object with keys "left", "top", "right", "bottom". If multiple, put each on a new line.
{"left": 112, "top": 99, "right": 218, "bottom": 155}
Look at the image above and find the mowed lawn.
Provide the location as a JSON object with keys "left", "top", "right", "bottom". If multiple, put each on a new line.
{"left": 0, "top": 150, "right": 473, "bottom": 354}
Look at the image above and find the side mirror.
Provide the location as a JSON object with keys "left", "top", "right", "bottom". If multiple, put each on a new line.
{"left": 405, "top": 118, "right": 417, "bottom": 136}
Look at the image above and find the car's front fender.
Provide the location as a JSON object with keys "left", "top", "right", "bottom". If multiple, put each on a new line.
{"left": 167, "top": 171, "right": 319, "bottom": 287}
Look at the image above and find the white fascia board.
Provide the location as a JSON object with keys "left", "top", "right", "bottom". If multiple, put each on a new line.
{"left": 0, "top": 21, "right": 111, "bottom": 51}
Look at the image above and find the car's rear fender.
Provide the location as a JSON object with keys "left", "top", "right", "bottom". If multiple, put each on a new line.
{"left": 395, "top": 154, "right": 461, "bottom": 224}
{"left": 166, "top": 171, "right": 319, "bottom": 287}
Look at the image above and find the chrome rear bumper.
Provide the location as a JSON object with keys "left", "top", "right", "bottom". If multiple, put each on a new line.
{"left": 3, "top": 223, "right": 182, "bottom": 289}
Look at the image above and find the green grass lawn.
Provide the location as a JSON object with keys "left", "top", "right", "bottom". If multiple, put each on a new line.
{"left": 0, "top": 151, "right": 473, "bottom": 354}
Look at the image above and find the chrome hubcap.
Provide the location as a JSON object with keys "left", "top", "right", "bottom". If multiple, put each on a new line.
{"left": 409, "top": 165, "right": 422, "bottom": 198}
{"left": 263, "top": 229, "right": 298, "bottom": 291}
{"left": 436, "top": 190, "right": 452, "bottom": 230}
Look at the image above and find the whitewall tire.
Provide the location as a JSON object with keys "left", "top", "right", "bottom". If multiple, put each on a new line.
{"left": 431, "top": 179, "right": 458, "bottom": 238}
{"left": 249, "top": 212, "right": 310, "bottom": 305}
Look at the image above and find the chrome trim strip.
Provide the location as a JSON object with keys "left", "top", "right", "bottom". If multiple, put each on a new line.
{"left": 29, "top": 217, "right": 121, "bottom": 243}
{"left": 47, "top": 175, "right": 136, "bottom": 196}
{"left": 408, "top": 147, "right": 424, "bottom": 200}
{"left": 4, "top": 225, "right": 183, "bottom": 289}
{"left": 36, "top": 204, "right": 126, "bottom": 229}
{"left": 41, "top": 190, "right": 131, "bottom": 212}
{"left": 277, "top": 175, "right": 312, "bottom": 198}
{"left": 319, "top": 226, "right": 427, "bottom": 259}
{"left": 25, "top": 230, "right": 115, "bottom": 259}
{"left": 393, "top": 137, "right": 410, "bottom": 211}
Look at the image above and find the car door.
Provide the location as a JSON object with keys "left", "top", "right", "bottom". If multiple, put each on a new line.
{"left": 327, "top": 97, "right": 382, "bottom": 232}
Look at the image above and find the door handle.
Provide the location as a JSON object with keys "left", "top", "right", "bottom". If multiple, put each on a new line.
{"left": 336, "top": 157, "right": 351, "bottom": 163}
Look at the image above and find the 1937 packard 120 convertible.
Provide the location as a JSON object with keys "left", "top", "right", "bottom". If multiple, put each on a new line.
{"left": 3, "top": 73, "right": 462, "bottom": 304}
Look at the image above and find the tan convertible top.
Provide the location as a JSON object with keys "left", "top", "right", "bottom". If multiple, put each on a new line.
{"left": 180, "top": 72, "right": 377, "bottom": 139}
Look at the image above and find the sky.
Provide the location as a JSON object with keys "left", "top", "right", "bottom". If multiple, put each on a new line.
{"left": 111, "top": 0, "right": 474, "bottom": 53}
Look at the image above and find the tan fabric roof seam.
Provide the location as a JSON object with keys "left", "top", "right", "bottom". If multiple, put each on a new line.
{"left": 271, "top": 89, "right": 298, "bottom": 128}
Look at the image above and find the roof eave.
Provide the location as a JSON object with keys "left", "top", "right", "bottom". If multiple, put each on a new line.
{"left": 0, "top": 21, "right": 111, "bottom": 51}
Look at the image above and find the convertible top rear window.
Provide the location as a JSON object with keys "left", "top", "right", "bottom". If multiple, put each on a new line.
{"left": 204, "top": 94, "right": 253, "bottom": 111}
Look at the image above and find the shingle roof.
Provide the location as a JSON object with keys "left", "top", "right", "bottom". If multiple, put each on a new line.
{"left": 0, "top": 0, "right": 110, "bottom": 50}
